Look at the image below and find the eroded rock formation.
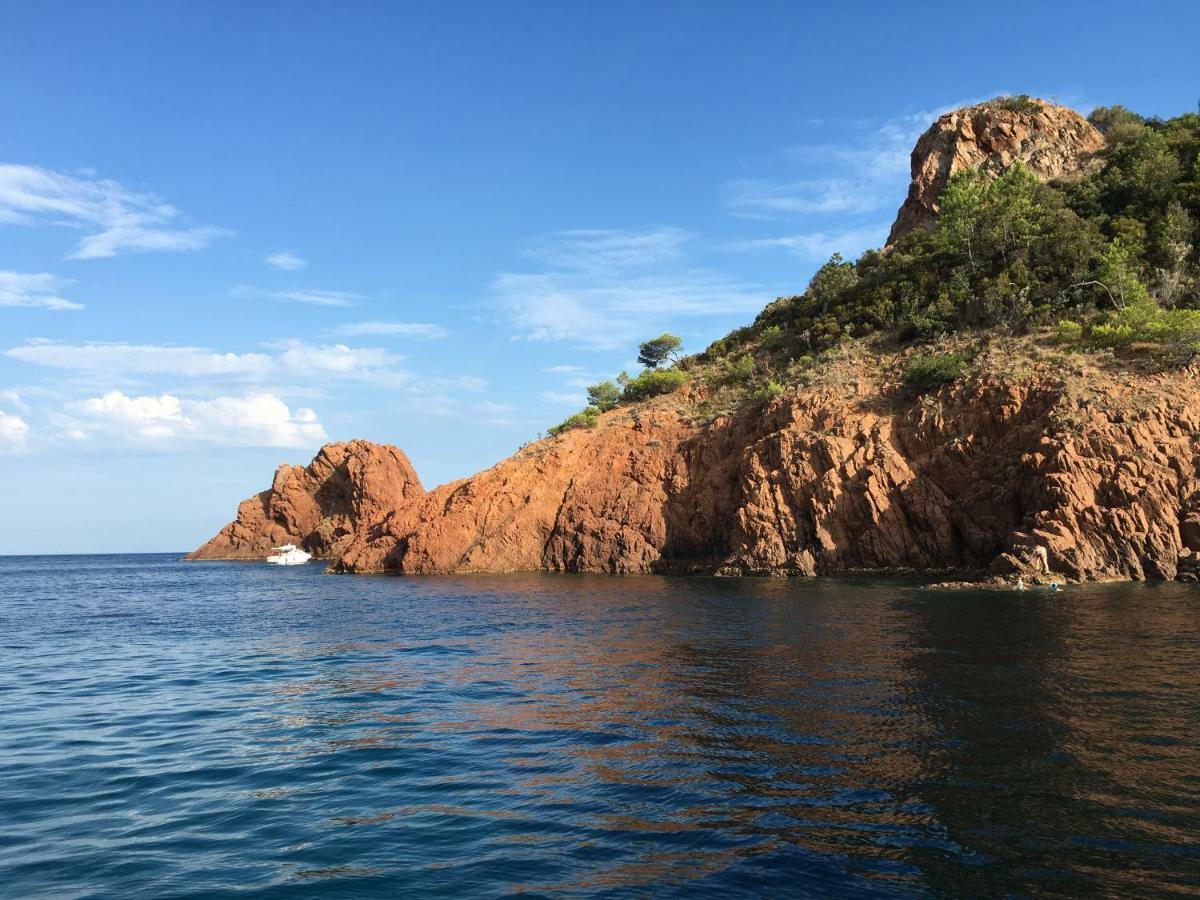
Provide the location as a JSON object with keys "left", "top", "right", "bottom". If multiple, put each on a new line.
{"left": 887, "top": 98, "right": 1105, "bottom": 244}
{"left": 185, "top": 440, "right": 424, "bottom": 561}
{"left": 191, "top": 364, "right": 1200, "bottom": 583}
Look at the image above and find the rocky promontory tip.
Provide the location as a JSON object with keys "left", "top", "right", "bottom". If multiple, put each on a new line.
{"left": 185, "top": 440, "right": 423, "bottom": 561}
{"left": 887, "top": 97, "right": 1105, "bottom": 244}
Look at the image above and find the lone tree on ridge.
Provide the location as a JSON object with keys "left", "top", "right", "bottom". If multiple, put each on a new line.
{"left": 637, "top": 333, "right": 683, "bottom": 369}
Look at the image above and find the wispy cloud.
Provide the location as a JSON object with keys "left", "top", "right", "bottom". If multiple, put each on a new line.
{"left": 495, "top": 270, "right": 766, "bottom": 349}
{"left": 264, "top": 251, "right": 307, "bottom": 271}
{"left": 523, "top": 227, "right": 689, "bottom": 272}
{"left": 7, "top": 339, "right": 273, "bottom": 378}
{"left": 0, "top": 408, "right": 29, "bottom": 451}
{"left": 5, "top": 338, "right": 413, "bottom": 388}
{"left": 722, "top": 224, "right": 889, "bottom": 262}
{"left": 62, "top": 390, "right": 327, "bottom": 448}
{"left": 264, "top": 340, "right": 410, "bottom": 386}
{"left": 0, "top": 272, "right": 83, "bottom": 310}
{"left": 495, "top": 226, "right": 769, "bottom": 349}
{"left": 0, "top": 390, "right": 29, "bottom": 413}
{"left": 0, "top": 164, "right": 230, "bottom": 259}
{"left": 471, "top": 400, "right": 518, "bottom": 427}
{"left": 541, "top": 390, "right": 587, "bottom": 405}
{"left": 720, "top": 100, "right": 999, "bottom": 223}
{"left": 720, "top": 97, "right": 996, "bottom": 257}
{"left": 231, "top": 285, "right": 360, "bottom": 307}
{"left": 334, "top": 321, "right": 448, "bottom": 339}
{"left": 4, "top": 338, "right": 500, "bottom": 419}
{"left": 723, "top": 178, "right": 884, "bottom": 218}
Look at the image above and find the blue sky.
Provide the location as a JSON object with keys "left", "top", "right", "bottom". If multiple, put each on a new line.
{"left": 1, "top": 1, "right": 1197, "bottom": 553}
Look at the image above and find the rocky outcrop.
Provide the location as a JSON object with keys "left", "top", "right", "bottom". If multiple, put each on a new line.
{"left": 188, "top": 100, "right": 1197, "bottom": 584}
{"left": 887, "top": 98, "right": 1105, "bottom": 244}
{"left": 185, "top": 440, "right": 423, "bottom": 561}
{"left": 191, "top": 363, "right": 1200, "bottom": 583}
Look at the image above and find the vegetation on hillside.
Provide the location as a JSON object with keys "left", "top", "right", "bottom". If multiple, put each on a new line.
{"left": 546, "top": 102, "right": 1200, "bottom": 436}
{"left": 547, "top": 334, "right": 692, "bottom": 436}
{"left": 729, "top": 106, "right": 1199, "bottom": 365}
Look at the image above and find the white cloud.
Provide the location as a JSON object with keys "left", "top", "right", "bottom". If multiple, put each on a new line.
{"left": 0, "top": 390, "right": 29, "bottom": 413}
{"left": 268, "top": 340, "right": 409, "bottom": 386}
{"left": 494, "top": 269, "right": 766, "bottom": 349}
{"left": 264, "top": 251, "right": 307, "bottom": 271}
{"left": 541, "top": 390, "right": 587, "bottom": 405}
{"left": 0, "top": 409, "right": 29, "bottom": 450}
{"left": 471, "top": 400, "right": 518, "bottom": 427}
{"left": 6, "top": 338, "right": 489, "bottom": 399}
{"left": 543, "top": 364, "right": 586, "bottom": 374}
{"left": 722, "top": 224, "right": 889, "bottom": 262}
{"left": 720, "top": 99, "right": 988, "bottom": 223}
{"left": 334, "top": 321, "right": 448, "bottom": 339}
{"left": 495, "top": 226, "right": 769, "bottom": 349}
{"left": 67, "top": 390, "right": 328, "bottom": 447}
{"left": 723, "top": 178, "right": 883, "bottom": 218}
{"left": 523, "top": 227, "right": 689, "bottom": 272}
{"left": 6, "top": 339, "right": 274, "bottom": 378}
{"left": 0, "top": 272, "right": 83, "bottom": 310}
{"left": 5, "top": 338, "right": 413, "bottom": 385}
{"left": 231, "top": 285, "right": 360, "bottom": 307}
{"left": 0, "top": 164, "right": 229, "bottom": 259}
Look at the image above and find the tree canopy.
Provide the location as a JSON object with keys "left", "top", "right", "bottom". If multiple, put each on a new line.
{"left": 637, "top": 333, "right": 683, "bottom": 368}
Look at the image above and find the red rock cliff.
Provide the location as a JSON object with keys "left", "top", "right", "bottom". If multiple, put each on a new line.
{"left": 185, "top": 440, "right": 423, "bottom": 561}
{"left": 190, "top": 360, "right": 1200, "bottom": 583}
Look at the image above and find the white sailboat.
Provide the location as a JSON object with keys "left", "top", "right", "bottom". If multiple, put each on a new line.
{"left": 266, "top": 544, "right": 312, "bottom": 566}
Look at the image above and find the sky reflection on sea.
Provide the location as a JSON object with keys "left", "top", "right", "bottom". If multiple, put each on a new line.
{"left": 0, "top": 556, "right": 1197, "bottom": 897}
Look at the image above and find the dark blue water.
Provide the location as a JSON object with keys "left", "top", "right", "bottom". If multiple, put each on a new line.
{"left": 1, "top": 555, "right": 1198, "bottom": 897}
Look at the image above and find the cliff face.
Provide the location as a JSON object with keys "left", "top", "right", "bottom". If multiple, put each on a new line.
{"left": 887, "top": 99, "right": 1105, "bottom": 244}
{"left": 185, "top": 440, "right": 424, "bottom": 561}
{"left": 191, "top": 363, "right": 1200, "bottom": 583}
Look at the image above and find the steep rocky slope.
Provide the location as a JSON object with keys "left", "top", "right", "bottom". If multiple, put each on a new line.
{"left": 887, "top": 98, "right": 1105, "bottom": 244}
{"left": 190, "top": 355, "right": 1200, "bottom": 583}
{"left": 186, "top": 440, "right": 423, "bottom": 561}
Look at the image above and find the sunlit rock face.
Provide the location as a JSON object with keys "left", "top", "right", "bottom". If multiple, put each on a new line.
{"left": 185, "top": 440, "right": 423, "bottom": 561}
{"left": 887, "top": 99, "right": 1105, "bottom": 245}
{"left": 192, "top": 361, "right": 1200, "bottom": 584}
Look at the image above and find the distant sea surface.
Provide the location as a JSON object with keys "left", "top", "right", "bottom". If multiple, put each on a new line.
{"left": 1, "top": 554, "right": 1198, "bottom": 898}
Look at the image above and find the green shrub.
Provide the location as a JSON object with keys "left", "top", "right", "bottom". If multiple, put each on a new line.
{"left": 586, "top": 380, "right": 621, "bottom": 411}
{"left": 1055, "top": 320, "right": 1085, "bottom": 343}
{"left": 703, "top": 326, "right": 753, "bottom": 359}
{"left": 751, "top": 380, "right": 786, "bottom": 404}
{"left": 903, "top": 352, "right": 968, "bottom": 393}
{"left": 759, "top": 324, "right": 787, "bottom": 351}
{"left": 620, "top": 368, "right": 689, "bottom": 402}
{"left": 985, "top": 94, "right": 1044, "bottom": 114}
{"left": 1057, "top": 296, "right": 1200, "bottom": 359}
{"left": 718, "top": 354, "right": 756, "bottom": 387}
{"left": 548, "top": 406, "right": 599, "bottom": 436}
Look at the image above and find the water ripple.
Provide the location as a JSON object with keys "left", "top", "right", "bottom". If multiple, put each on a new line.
{"left": 0, "top": 554, "right": 1198, "bottom": 897}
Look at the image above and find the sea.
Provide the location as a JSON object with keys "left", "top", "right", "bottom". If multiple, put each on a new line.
{"left": 1, "top": 553, "right": 1197, "bottom": 898}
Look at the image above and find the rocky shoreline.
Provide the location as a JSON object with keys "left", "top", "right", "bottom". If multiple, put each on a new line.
{"left": 187, "top": 357, "right": 1200, "bottom": 584}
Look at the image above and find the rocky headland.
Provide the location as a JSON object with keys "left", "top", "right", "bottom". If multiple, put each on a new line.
{"left": 188, "top": 98, "right": 1200, "bottom": 583}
